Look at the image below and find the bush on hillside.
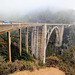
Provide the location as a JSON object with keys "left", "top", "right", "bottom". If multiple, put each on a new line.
{"left": 58, "top": 62, "right": 75, "bottom": 75}
{"left": 45, "top": 56, "right": 60, "bottom": 67}
{"left": 0, "top": 56, "right": 5, "bottom": 63}
{"left": 45, "top": 56, "right": 75, "bottom": 75}
{"left": 0, "top": 59, "right": 34, "bottom": 75}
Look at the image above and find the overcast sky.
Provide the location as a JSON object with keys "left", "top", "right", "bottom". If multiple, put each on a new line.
{"left": 0, "top": 0, "right": 75, "bottom": 16}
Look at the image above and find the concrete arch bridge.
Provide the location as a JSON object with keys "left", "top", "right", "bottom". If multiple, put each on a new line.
{"left": 0, "top": 23, "right": 74, "bottom": 63}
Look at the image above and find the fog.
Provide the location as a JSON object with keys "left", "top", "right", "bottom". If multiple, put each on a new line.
{"left": 0, "top": 0, "right": 75, "bottom": 20}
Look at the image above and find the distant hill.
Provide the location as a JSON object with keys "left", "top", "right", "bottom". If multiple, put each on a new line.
{"left": 0, "top": 9, "right": 75, "bottom": 24}
{"left": 16, "top": 9, "right": 75, "bottom": 24}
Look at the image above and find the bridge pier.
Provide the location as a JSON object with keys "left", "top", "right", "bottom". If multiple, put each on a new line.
{"left": 31, "top": 27, "right": 34, "bottom": 56}
{"left": 31, "top": 27, "right": 39, "bottom": 59}
{"left": 40, "top": 25, "right": 47, "bottom": 63}
{"left": 55, "top": 29, "right": 60, "bottom": 46}
{"left": 7, "top": 32, "right": 11, "bottom": 62}
{"left": 36, "top": 28, "right": 38, "bottom": 58}
{"left": 33, "top": 27, "right": 37, "bottom": 56}
{"left": 43, "top": 25, "right": 47, "bottom": 63}
{"left": 25, "top": 28, "right": 28, "bottom": 53}
{"left": 59, "top": 25, "right": 64, "bottom": 46}
{"left": 38, "top": 29, "right": 42, "bottom": 60}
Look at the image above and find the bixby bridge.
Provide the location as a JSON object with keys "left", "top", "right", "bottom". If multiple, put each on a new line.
{"left": 0, "top": 22, "right": 74, "bottom": 63}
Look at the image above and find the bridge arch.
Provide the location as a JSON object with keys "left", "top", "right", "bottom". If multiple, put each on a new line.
{"left": 46, "top": 26, "right": 60, "bottom": 48}
{"left": 43, "top": 26, "right": 61, "bottom": 63}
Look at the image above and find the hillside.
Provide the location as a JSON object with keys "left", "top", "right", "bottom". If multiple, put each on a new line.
{"left": 16, "top": 9, "right": 75, "bottom": 24}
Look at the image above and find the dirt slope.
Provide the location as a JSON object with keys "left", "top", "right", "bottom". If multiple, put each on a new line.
{"left": 10, "top": 67, "right": 65, "bottom": 75}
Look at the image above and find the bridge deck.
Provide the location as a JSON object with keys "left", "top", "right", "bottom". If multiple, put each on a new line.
{"left": 0, "top": 23, "right": 73, "bottom": 34}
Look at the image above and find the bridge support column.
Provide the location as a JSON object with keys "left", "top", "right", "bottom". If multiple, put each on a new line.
{"left": 59, "top": 25, "right": 64, "bottom": 46}
{"left": 31, "top": 27, "right": 34, "bottom": 56}
{"left": 55, "top": 25, "right": 64, "bottom": 47}
{"left": 57, "top": 25, "right": 64, "bottom": 46}
{"left": 47, "top": 31, "right": 50, "bottom": 44}
{"left": 36, "top": 28, "right": 38, "bottom": 58}
{"left": 38, "top": 30, "right": 42, "bottom": 60}
{"left": 55, "top": 29, "right": 60, "bottom": 46}
{"left": 40, "top": 25, "right": 47, "bottom": 63}
{"left": 25, "top": 28, "right": 28, "bottom": 53}
{"left": 33, "top": 27, "right": 37, "bottom": 56}
{"left": 31, "top": 27, "right": 38, "bottom": 58}
{"left": 19, "top": 29, "right": 22, "bottom": 56}
{"left": 7, "top": 32, "right": 11, "bottom": 62}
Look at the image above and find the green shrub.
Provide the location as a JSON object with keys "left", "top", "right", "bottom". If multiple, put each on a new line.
{"left": 33, "top": 54, "right": 37, "bottom": 59}
{"left": 45, "top": 56, "right": 75, "bottom": 75}
{"left": 72, "top": 64, "right": 75, "bottom": 68}
{"left": 0, "top": 56, "right": 5, "bottom": 63}
{"left": 38, "top": 61, "right": 43, "bottom": 67}
{"left": 0, "top": 59, "right": 34, "bottom": 75}
{"left": 58, "top": 62, "right": 75, "bottom": 75}
{"left": 45, "top": 56, "right": 60, "bottom": 67}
